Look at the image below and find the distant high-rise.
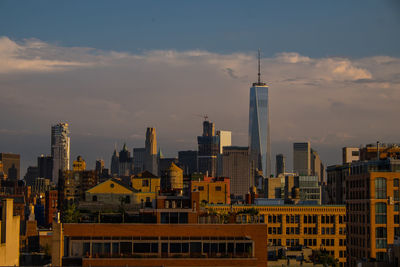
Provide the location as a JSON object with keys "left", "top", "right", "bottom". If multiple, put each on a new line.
{"left": 275, "top": 154, "right": 286, "bottom": 176}
{"left": 198, "top": 120, "right": 219, "bottom": 177}
{"left": 216, "top": 130, "right": 232, "bottom": 154}
{"left": 222, "top": 146, "right": 253, "bottom": 198}
{"left": 38, "top": 155, "right": 53, "bottom": 181}
{"left": 178, "top": 150, "right": 198, "bottom": 176}
{"left": 0, "top": 153, "right": 20, "bottom": 180}
{"left": 51, "top": 123, "right": 70, "bottom": 184}
{"left": 144, "top": 128, "right": 158, "bottom": 175}
{"left": 119, "top": 144, "right": 134, "bottom": 176}
{"left": 311, "top": 149, "right": 324, "bottom": 183}
{"left": 133, "top": 148, "right": 146, "bottom": 174}
{"left": 110, "top": 149, "right": 119, "bottom": 177}
{"left": 293, "top": 142, "right": 311, "bottom": 176}
{"left": 248, "top": 50, "right": 271, "bottom": 178}
{"left": 95, "top": 159, "right": 104, "bottom": 175}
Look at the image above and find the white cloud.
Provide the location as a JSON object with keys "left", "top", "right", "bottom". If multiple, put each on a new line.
{"left": 0, "top": 36, "right": 399, "bottom": 168}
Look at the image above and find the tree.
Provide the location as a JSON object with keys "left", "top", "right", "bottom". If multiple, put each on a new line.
{"left": 62, "top": 203, "right": 80, "bottom": 223}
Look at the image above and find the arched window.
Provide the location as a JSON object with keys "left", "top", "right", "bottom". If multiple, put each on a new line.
{"left": 375, "top": 178, "right": 387, "bottom": 199}
{"left": 375, "top": 202, "right": 387, "bottom": 224}
{"left": 92, "top": 195, "right": 97, "bottom": 202}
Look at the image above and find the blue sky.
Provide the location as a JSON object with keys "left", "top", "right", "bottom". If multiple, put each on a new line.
{"left": 1, "top": 1, "right": 399, "bottom": 57}
{"left": 0, "top": 1, "right": 400, "bottom": 173}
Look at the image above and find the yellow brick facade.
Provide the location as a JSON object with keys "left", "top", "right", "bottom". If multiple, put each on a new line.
{"left": 209, "top": 205, "right": 347, "bottom": 266}
{"left": 191, "top": 180, "right": 230, "bottom": 204}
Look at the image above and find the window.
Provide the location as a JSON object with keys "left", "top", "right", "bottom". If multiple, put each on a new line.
{"left": 375, "top": 178, "right": 387, "bottom": 199}
{"left": 198, "top": 186, "right": 204, "bottom": 191}
{"left": 215, "top": 186, "right": 221, "bottom": 191}
{"left": 395, "top": 203, "right": 400, "bottom": 212}
{"left": 375, "top": 203, "right": 387, "bottom": 224}
{"left": 92, "top": 195, "right": 97, "bottom": 202}
{"left": 395, "top": 179, "right": 399, "bottom": 187}
{"left": 376, "top": 227, "right": 387, "bottom": 249}
{"left": 142, "top": 180, "right": 149, "bottom": 187}
{"left": 395, "top": 190, "right": 400, "bottom": 201}
{"left": 395, "top": 215, "right": 400, "bottom": 224}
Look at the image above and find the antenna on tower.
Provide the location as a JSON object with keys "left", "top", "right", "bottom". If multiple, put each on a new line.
{"left": 258, "top": 48, "right": 261, "bottom": 84}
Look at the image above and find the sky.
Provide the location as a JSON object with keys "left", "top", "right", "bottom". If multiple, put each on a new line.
{"left": 0, "top": 1, "right": 400, "bottom": 175}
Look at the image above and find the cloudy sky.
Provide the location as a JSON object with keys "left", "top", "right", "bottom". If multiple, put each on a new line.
{"left": 1, "top": 1, "right": 400, "bottom": 174}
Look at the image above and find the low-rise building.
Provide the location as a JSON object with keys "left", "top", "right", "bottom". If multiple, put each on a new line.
{"left": 52, "top": 222, "right": 268, "bottom": 267}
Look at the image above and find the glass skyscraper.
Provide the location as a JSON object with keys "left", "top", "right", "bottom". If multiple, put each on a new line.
{"left": 248, "top": 51, "right": 271, "bottom": 179}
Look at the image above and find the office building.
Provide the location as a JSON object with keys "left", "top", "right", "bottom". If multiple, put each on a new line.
{"left": 72, "top": 156, "right": 86, "bottom": 172}
{"left": 293, "top": 142, "right": 311, "bottom": 175}
{"left": 110, "top": 149, "right": 119, "bottom": 177}
{"left": 198, "top": 120, "right": 219, "bottom": 177}
{"left": 24, "top": 166, "right": 39, "bottom": 186}
{"left": 275, "top": 154, "right": 285, "bottom": 176}
{"left": 133, "top": 148, "right": 146, "bottom": 175}
{"left": 38, "top": 155, "right": 53, "bottom": 181}
{"left": 311, "top": 149, "right": 324, "bottom": 183}
{"left": 178, "top": 150, "right": 198, "bottom": 175}
{"left": 0, "top": 153, "right": 20, "bottom": 181}
{"left": 222, "top": 146, "right": 253, "bottom": 198}
{"left": 144, "top": 128, "right": 158, "bottom": 175}
{"left": 248, "top": 51, "right": 271, "bottom": 178}
{"left": 346, "top": 158, "right": 400, "bottom": 265}
{"left": 119, "top": 144, "right": 134, "bottom": 177}
{"left": 208, "top": 204, "right": 347, "bottom": 266}
{"left": 51, "top": 123, "right": 70, "bottom": 184}
{"left": 342, "top": 147, "right": 360, "bottom": 164}
{"left": 216, "top": 130, "right": 232, "bottom": 154}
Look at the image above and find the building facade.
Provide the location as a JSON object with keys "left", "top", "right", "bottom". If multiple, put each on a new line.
{"left": 51, "top": 123, "right": 70, "bottom": 184}
{"left": 222, "top": 146, "right": 253, "bottom": 198}
{"left": 275, "top": 154, "right": 285, "bottom": 177}
{"left": 346, "top": 159, "right": 400, "bottom": 265}
{"left": 249, "top": 81, "right": 271, "bottom": 179}
{"left": 209, "top": 204, "right": 347, "bottom": 266}
{"left": 0, "top": 199, "right": 20, "bottom": 266}
{"left": 38, "top": 154, "right": 53, "bottom": 181}
{"left": 293, "top": 142, "right": 311, "bottom": 176}
{"left": 197, "top": 120, "right": 219, "bottom": 177}
{"left": 144, "top": 128, "right": 158, "bottom": 175}
{"left": 178, "top": 150, "right": 198, "bottom": 176}
{"left": 342, "top": 147, "right": 360, "bottom": 164}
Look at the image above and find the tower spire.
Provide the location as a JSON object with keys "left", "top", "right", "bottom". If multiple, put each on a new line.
{"left": 258, "top": 48, "right": 261, "bottom": 84}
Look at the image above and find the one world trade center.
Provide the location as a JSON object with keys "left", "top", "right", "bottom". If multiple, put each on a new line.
{"left": 249, "top": 49, "right": 271, "bottom": 179}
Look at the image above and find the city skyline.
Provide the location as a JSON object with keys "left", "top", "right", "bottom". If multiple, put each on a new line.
{"left": 1, "top": 1, "right": 400, "bottom": 174}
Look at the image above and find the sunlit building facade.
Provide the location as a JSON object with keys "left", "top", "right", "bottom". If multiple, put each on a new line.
{"left": 51, "top": 123, "right": 70, "bottom": 184}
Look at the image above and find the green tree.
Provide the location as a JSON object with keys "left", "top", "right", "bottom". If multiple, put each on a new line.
{"left": 62, "top": 203, "right": 80, "bottom": 223}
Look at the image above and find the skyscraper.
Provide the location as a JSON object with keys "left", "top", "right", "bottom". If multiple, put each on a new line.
{"left": 198, "top": 120, "right": 219, "bottom": 177}
{"left": 293, "top": 142, "right": 311, "bottom": 176}
{"left": 119, "top": 144, "right": 134, "bottom": 176}
{"left": 178, "top": 150, "right": 198, "bottom": 175}
{"left": 38, "top": 155, "right": 53, "bottom": 181}
{"left": 222, "top": 146, "right": 253, "bottom": 198}
{"left": 110, "top": 148, "right": 119, "bottom": 177}
{"left": 275, "top": 154, "right": 286, "bottom": 176}
{"left": 51, "top": 123, "right": 70, "bottom": 184}
{"left": 144, "top": 127, "right": 158, "bottom": 175}
{"left": 248, "top": 50, "right": 271, "bottom": 178}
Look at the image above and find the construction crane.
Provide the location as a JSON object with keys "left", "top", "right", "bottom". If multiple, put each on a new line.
{"left": 194, "top": 114, "right": 209, "bottom": 121}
